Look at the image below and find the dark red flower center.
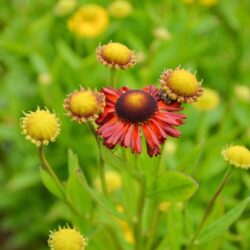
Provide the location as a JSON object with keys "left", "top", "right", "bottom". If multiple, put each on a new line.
{"left": 115, "top": 90, "right": 157, "bottom": 123}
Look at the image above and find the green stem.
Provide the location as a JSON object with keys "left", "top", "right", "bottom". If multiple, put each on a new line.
{"left": 189, "top": 166, "right": 233, "bottom": 248}
{"left": 87, "top": 123, "right": 108, "bottom": 196}
{"left": 135, "top": 175, "right": 146, "bottom": 250}
{"left": 38, "top": 145, "right": 64, "bottom": 195}
{"left": 110, "top": 68, "right": 116, "bottom": 88}
{"left": 38, "top": 145, "right": 88, "bottom": 221}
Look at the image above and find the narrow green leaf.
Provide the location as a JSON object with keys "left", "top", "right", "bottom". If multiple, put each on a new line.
{"left": 147, "top": 171, "right": 198, "bottom": 203}
{"left": 39, "top": 167, "right": 64, "bottom": 200}
{"left": 101, "top": 146, "right": 138, "bottom": 178}
{"left": 196, "top": 197, "right": 250, "bottom": 245}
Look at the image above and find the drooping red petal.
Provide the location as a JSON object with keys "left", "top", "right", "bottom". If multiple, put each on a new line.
{"left": 131, "top": 124, "right": 142, "bottom": 154}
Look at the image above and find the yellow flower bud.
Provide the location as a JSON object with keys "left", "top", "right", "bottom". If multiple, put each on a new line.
{"left": 20, "top": 108, "right": 60, "bottom": 146}
{"left": 64, "top": 88, "right": 105, "bottom": 123}
{"left": 48, "top": 225, "right": 87, "bottom": 250}
{"left": 160, "top": 68, "right": 203, "bottom": 103}
{"left": 222, "top": 145, "right": 250, "bottom": 169}
{"left": 96, "top": 42, "right": 137, "bottom": 70}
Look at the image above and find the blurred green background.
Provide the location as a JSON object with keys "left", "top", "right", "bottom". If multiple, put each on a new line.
{"left": 0, "top": 0, "right": 249, "bottom": 249}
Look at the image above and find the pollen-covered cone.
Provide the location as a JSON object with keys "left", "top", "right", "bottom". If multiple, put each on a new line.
{"left": 20, "top": 108, "right": 60, "bottom": 146}
{"left": 96, "top": 42, "right": 137, "bottom": 70}
{"left": 64, "top": 88, "right": 105, "bottom": 123}
{"left": 160, "top": 68, "right": 203, "bottom": 103}
{"left": 67, "top": 4, "right": 109, "bottom": 38}
{"left": 222, "top": 145, "right": 250, "bottom": 169}
{"left": 48, "top": 226, "right": 87, "bottom": 250}
{"left": 192, "top": 88, "right": 220, "bottom": 111}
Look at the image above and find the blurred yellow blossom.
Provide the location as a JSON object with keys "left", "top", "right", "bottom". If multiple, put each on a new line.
{"left": 222, "top": 145, "right": 250, "bottom": 170}
{"left": 158, "top": 202, "right": 171, "bottom": 212}
{"left": 37, "top": 72, "right": 52, "bottom": 86}
{"left": 199, "top": 0, "right": 218, "bottom": 7}
{"left": 54, "top": 0, "right": 76, "bottom": 16}
{"left": 153, "top": 27, "right": 172, "bottom": 41}
{"left": 95, "top": 170, "right": 122, "bottom": 193}
{"left": 234, "top": 84, "right": 250, "bottom": 103}
{"left": 192, "top": 88, "right": 220, "bottom": 111}
{"left": 163, "top": 140, "right": 177, "bottom": 155}
{"left": 108, "top": 0, "right": 133, "bottom": 18}
{"left": 68, "top": 4, "right": 109, "bottom": 38}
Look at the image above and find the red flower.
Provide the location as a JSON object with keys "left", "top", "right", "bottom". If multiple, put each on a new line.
{"left": 96, "top": 85, "right": 186, "bottom": 156}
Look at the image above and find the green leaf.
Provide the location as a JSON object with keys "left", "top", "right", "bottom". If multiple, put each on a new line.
{"left": 147, "top": 171, "right": 198, "bottom": 203}
{"left": 101, "top": 146, "right": 138, "bottom": 178}
{"left": 77, "top": 171, "right": 126, "bottom": 220}
{"left": 39, "top": 167, "right": 64, "bottom": 200}
{"left": 196, "top": 197, "right": 250, "bottom": 245}
{"left": 68, "top": 149, "right": 79, "bottom": 174}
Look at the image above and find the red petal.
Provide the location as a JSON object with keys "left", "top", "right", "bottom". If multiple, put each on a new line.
{"left": 131, "top": 124, "right": 142, "bottom": 154}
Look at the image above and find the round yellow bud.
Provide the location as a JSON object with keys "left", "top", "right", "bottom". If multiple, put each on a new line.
{"left": 158, "top": 201, "right": 172, "bottom": 212}
{"left": 21, "top": 108, "right": 60, "bottom": 146}
{"left": 64, "top": 88, "right": 105, "bottom": 123}
{"left": 108, "top": 0, "right": 133, "bottom": 18}
{"left": 192, "top": 88, "right": 220, "bottom": 111}
{"left": 96, "top": 42, "right": 137, "bottom": 70}
{"left": 160, "top": 68, "right": 203, "bottom": 103}
{"left": 48, "top": 225, "right": 87, "bottom": 250}
{"left": 222, "top": 145, "right": 250, "bottom": 169}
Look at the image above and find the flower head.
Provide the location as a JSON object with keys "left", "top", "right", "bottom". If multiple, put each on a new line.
{"left": 20, "top": 108, "right": 60, "bottom": 146}
{"left": 96, "top": 42, "right": 136, "bottom": 70}
{"left": 108, "top": 0, "right": 133, "bottom": 18}
{"left": 64, "top": 88, "right": 105, "bottom": 123}
{"left": 222, "top": 145, "right": 250, "bottom": 169}
{"left": 192, "top": 88, "right": 220, "bottom": 111}
{"left": 96, "top": 85, "right": 186, "bottom": 157}
{"left": 95, "top": 170, "right": 122, "bottom": 193}
{"left": 67, "top": 4, "right": 109, "bottom": 38}
{"left": 48, "top": 225, "right": 87, "bottom": 250}
{"left": 160, "top": 68, "right": 203, "bottom": 103}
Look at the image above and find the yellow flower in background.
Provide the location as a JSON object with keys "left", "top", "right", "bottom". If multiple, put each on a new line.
{"left": 108, "top": 0, "right": 133, "bottom": 18}
{"left": 21, "top": 108, "right": 60, "bottom": 146}
{"left": 37, "top": 72, "right": 52, "bottom": 86}
{"left": 199, "top": 0, "right": 218, "bottom": 7}
{"left": 116, "top": 219, "right": 134, "bottom": 244}
{"left": 234, "top": 85, "right": 250, "bottom": 103}
{"left": 64, "top": 88, "right": 105, "bottom": 123}
{"left": 163, "top": 140, "right": 177, "bottom": 155}
{"left": 95, "top": 170, "right": 122, "bottom": 193}
{"left": 67, "top": 4, "right": 109, "bottom": 38}
{"left": 158, "top": 202, "right": 172, "bottom": 212}
{"left": 153, "top": 27, "right": 172, "bottom": 41}
{"left": 192, "top": 88, "right": 220, "bottom": 111}
{"left": 54, "top": 0, "right": 76, "bottom": 16}
{"left": 222, "top": 145, "right": 250, "bottom": 169}
{"left": 48, "top": 225, "right": 87, "bottom": 250}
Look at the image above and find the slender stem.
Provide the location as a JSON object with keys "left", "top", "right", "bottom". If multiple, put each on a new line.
{"left": 87, "top": 123, "right": 108, "bottom": 196}
{"left": 38, "top": 145, "right": 65, "bottom": 195}
{"left": 189, "top": 166, "right": 233, "bottom": 248}
{"left": 38, "top": 145, "right": 88, "bottom": 221}
{"left": 146, "top": 157, "right": 162, "bottom": 250}
{"left": 110, "top": 68, "right": 116, "bottom": 88}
